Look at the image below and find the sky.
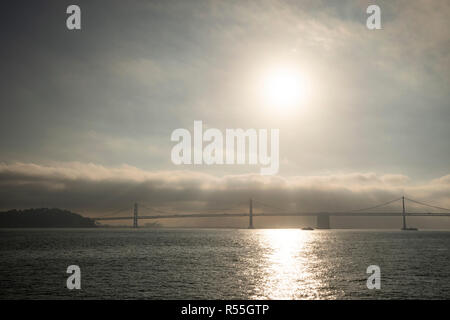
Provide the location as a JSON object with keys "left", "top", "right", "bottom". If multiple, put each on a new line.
{"left": 0, "top": 0, "right": 449, "bottom": 227}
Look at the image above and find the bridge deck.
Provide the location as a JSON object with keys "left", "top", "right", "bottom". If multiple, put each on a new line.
{"left": 93, "top": 212, "right": 450, "bottom": 221}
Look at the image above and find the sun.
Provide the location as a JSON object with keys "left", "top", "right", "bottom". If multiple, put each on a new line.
{"left": 262, "top": 67, "right": 306, "bottom": 110}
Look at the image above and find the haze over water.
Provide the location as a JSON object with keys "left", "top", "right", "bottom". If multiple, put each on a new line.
{"left": 1, "top": 228, "right": 449, "bottom": 299}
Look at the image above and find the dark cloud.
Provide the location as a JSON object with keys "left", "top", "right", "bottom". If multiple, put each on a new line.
{"left": 1, "top": 162, "right": 449, "bottom": 228}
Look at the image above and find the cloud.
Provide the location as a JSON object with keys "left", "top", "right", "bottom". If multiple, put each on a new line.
{"left": 431, "top": 175, "right": 450, "bottom": 185}
{"left": 1, "top": 162, "right": 449, "bottom": 228}
{"left": 1, "top": 0, "right": 449, "bottom": 179}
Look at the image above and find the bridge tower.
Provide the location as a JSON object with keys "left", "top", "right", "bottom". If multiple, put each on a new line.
{"left": 402, "top": 196, "right": 406, "bottom": 230}
{"left": 133, "top": 202, "right": 138, "bottom": 228}
{"left": 248, "top": 198, "right": 254, "bottom": 229}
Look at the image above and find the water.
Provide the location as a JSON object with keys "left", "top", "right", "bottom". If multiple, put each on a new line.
{"left": 1, "top": 228, "right": 449, "bottom": 299}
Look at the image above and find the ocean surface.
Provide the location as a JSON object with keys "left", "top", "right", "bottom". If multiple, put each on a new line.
{"left": 0, "top": 228, "right": 449, "bottom": 299}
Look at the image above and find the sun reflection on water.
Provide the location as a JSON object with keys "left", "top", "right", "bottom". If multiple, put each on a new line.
{"left": 252, "top": 229, "right": 326, "bottom": 299}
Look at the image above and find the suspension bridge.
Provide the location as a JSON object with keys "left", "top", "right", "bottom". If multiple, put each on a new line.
{"left": 90, "top": 196, "right": 450, "bottom": 229}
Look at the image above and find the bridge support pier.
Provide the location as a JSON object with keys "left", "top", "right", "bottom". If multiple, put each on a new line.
{"left": 316, "top": 214, "right": 330, "bottom": 229}
{"left": 248, "top": 198, "right": 254, "bottom": 229}
{"left": 401, "top": 196, "right": 407, "bottom": 230}
{"left": 133, "top": 202, "right": 138, "bottom": 228}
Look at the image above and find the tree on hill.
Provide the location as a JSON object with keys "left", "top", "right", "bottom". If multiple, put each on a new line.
{"left": 0, "top": 208, "right": 97, "bottom": 228}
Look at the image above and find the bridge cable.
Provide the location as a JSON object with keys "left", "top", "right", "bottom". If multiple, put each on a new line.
{"left": 404, "top": 197, "right": 450, "bottom": 212}
{"left": 191, "top": 200, "right": 250, "bottom": 213}
{"left": 254, "top": 197, "right": 404, "bottom": 214}
{"left": 141, "top": 205, "right": 243, "bottom": 214}
{"left": 94, "top": 206, "right": 132, "bottom": 218}
{"left": 139, "top": 204, "right": 174, "bottom": 215}
{"left": 139, "top": 202, "right": 246, "bottom": 215}
{"left": 348, "top": 197, "right": 402, "bottom": 212}
{"left": 252, "top": 199, "right": 293, "bottom": 213}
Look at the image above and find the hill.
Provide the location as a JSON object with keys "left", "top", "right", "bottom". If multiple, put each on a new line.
{"left": 0, "top": 208, "right": 97, "bottom": 228}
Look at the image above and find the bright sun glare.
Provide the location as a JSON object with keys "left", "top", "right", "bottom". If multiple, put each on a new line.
{"left": 263, "top": 68, "right": 306, "bottom": 110}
